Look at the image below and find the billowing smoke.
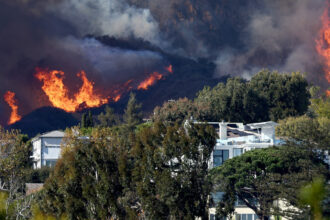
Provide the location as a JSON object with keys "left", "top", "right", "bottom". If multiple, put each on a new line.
{"left": 214, "top": 0, "right": 326, "bottom": 84}
{"left": 0, "top": 0, "right": 166, "bottom": 125}
{"left": 0, "top": 0, "right": 328, "bottom": 125}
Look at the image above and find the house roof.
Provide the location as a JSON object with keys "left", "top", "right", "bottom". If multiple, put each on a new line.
{"left": 32, "top": 130, "right": 65, "bottom": 142}
{"left": 246, "top": 121, "right": 277, "bottom": 129}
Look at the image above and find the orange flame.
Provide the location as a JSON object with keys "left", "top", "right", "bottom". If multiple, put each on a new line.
{"left": 138, "top": 72, "right": 163, "bottom": 90}
{"left": 4, "top": 91, "right": 21, "bottom": 125}
{"left": 165, "top": 65, "right": 173, "bottom": 73}
{"left": 35, "top": 68, "right": 108, "bottom": 112}
{"left": 316, "top": 4, "right": 330, "bottom": 95}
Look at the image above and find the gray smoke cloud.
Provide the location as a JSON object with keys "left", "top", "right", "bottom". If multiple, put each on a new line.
{"left": 0, "top": 0, "right": 328, "bottom": 125}
{"left": 0, "top": 0, "right": 167, "bottom": 125}
{"left": 214, "top": 0, "right": 326, "bottom": 84}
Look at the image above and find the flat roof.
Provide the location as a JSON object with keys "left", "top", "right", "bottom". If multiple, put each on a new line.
{"left": 247, "top": 121, "right": 277, "bottom": 128}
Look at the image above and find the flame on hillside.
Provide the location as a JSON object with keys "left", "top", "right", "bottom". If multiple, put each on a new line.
{"left": 4, "top": 91, "right": 21, "bottom": 125}
{"left": 138, "top": 72, "right": 163, "bottom": 90}
{"left": 2, "top": 64, "right": 173, "bottom": 124}
{"left": 316, "top": 4, "right": 330, "bottom": 96}
{"left": 165, "top": 64, "right": 173, "bottom": 73}
{"left": 137, "top": 65, "right": 173, "bottom": 90}
{"left": 35, "top": 68, "right": 108, "bottom": 112}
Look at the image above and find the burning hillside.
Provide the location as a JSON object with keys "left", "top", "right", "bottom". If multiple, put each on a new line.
{"left": 35, "top": 69, "right": 108, "bottom": 112}
{"left": 2, "top": 64, "right": 173, "bottom": 125}
{"left": 316, "top": 4, "right": 330, "bottom": 96}
{"left": 3, "top": 91, "right": 21, "bottom": 125}
{"left": 1, "top": 0, "right": 330, "bottom": 127}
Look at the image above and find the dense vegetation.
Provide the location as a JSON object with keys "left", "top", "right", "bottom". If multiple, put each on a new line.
{"left": 154, "top": 70, "right": 310, "bottom": 123}
{"left": 0, "top": 71, "right": 329, "bottom": 220}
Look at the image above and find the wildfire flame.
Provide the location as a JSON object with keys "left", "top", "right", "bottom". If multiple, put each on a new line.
{"left": 138, "top": 72, "right": 163, "bottom": 90}
{"left": 35, "top": 68, "right": 108, "bottom": 112}
{"left": 165, "top": 64, "right": 173, "bottom": 73}
{"left": 316, "top": 4, "right": 330, "bottom": 95}
{"left": 4, "top": 91, "right": 21, "bottom": 125}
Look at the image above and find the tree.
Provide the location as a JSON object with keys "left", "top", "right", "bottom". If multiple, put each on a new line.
{"left": 211, "top": 145, "right": 329, "bottom": 220}
{"left": 276, "top": 115, "right": 330, "bottom": 151}
{"left": 195, "top": 78, "right": 248, "bottom": 122}
{"left": 299, "top": 178, "right": 329, "bottom": 220}
{"left": 37, "top": 128, "right": 129, "bottom": 219}
{"left": 81, "top": 111, "right": 94, "bottom": 128}
{"left": 97, "top": 105, "right": 119, "bottom": 127}
{"left": 80, "top": 113, "right": 87, "bottom": 128}
{"left": 309, "top": 86, "right": 330, "bottom": 119}
{"left": 132, "top": 121, "right": 216, "bottom": 219}
{"left": 248, "top": 70, "right": 310, "bottom": 121}
{"left": 152, "top": 98, "right": 199, "bottom": 124}
{"left": 0, "top": 127, "right": 32, "bottom": 219}
{"left": 195, "top": 70, "right": 310, "bottom": 123}
{"left": 123, "top": 93, "right": 142, "bottom": 129}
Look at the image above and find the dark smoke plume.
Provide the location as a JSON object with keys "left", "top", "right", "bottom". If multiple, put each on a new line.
{"left": 0, "top": 0, "right": 328, "bottom": 125}
{"left": 0, "top": 0, "right": 166, "bottom": 125}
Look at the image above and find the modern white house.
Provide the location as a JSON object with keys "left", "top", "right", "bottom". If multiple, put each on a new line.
{"left": 196, "top": 121, "right": 279, "bottom": 220}
{"left": 208, "top": 121, "right": 277, "bottom": 168}
{"left": 31, "top": 130, "right": 65, "bottom": 169}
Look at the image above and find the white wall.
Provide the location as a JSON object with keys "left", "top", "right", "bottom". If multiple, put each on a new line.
{"left": 32, "top": 136, "right": 63, "bottom": 169}
{"left": 41, "top": 137, "right": 62, "bottom": 166}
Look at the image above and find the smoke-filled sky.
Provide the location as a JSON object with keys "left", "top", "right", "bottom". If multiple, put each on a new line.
{"left": 0, "top": 0, "right": 328, "bottom": 125}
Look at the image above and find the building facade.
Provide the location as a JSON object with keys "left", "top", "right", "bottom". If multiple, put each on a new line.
{"left": 31, "top": 130, "right": 65, "bottom": 169}
{"left": 200, "top": 121, "right": 279, "bottom": 220}
{"left": 209, "top": 121, "right": 277, "bottom": 168}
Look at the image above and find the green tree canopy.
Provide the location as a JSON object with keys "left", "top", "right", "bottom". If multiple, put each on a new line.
{"left": 37, "top": 128, "right": 129, "bottom": 219}
{"left": 0, "top": 127, "right": 32, "bottom": 219}
{"left": 97, "top": 105, "right": 120, "bottom": 127}
{"left": 211, "top": 145, "right": 329, "bottom": 220}
{"left": 131, "top": 121, "right": 216, "bottom": 219}
{"left": 152, "top": 98, "right": 199, "bottom": 124}
{"left": 123, "top": 93, "right": 143, "bottom": 129}
{"left": 81, "top": 111, "right": 94, "bottom": 128}
{"left": 276, "top": 115, "right": 330, "bottom": 151}
{"left": 195, "top": 70, "right": 310, "bottom": 123}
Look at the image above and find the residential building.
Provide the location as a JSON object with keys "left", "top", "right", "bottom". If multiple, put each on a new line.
{"left": 208, "top": 121, "right": 277, "bottom": 168}
{"left": 195, "top": 121, "right": 280, "bottom": 220}
{"left": 31, "top": 130, "right": 65, "bottom": 169}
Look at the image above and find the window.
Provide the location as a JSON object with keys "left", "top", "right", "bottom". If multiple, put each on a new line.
{"left": 45, "top": 160, "right": 57, "bottom": 167}
{"left": 210, "top": 214, "right": 226, "bottom": 220}
{"left": 233, "top": 148, "right": 243, "bottom": 157}
{"left": 210, "top": 192, "right": 224, "bottom": 207}
{"left": 235, "top": 214, "right": 259, "bottom": 220}
{"left": 213, "top": 150, "right": 229, "bottom": 167}
{"left": 235, "top": 197, "right": 246, "bottom": 206}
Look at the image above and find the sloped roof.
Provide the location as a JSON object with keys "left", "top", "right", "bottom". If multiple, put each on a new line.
{"left": 32, "top": 130, "right": 65, "bottom": 142}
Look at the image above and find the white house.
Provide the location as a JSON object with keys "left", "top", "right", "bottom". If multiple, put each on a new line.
{"left": 208, "top": 121, "right": 277, "bottom": 168}
{"left": 196, "top": 121, "right": 280, "bottom": 220}
{"left": 31, "top": 130, "right": 65, "bottom": 169}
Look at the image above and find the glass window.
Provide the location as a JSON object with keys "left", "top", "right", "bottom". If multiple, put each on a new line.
{"left": 45, "top": 160, "right": 57, "bottom": 167}
{"left": 247, "top": 214, "right": 253, "bottom": 220}
{"left": 210, "top": 214, "right": 226, "bottom": 220}
{"left": 242, "top": 214, "right": 246, "bottom": 220}
{"left": 235, "top": 197, "right": 246, "bottom": 206}
{"left": 213, "top": 150, "right": 229, "bottom": 167}
{"left": 233, "top": 148, "right": 243, "bottom": 157}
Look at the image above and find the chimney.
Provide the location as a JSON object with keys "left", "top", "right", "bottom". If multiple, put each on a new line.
{"left": 219, "top": 122, "right": 227, "bottom": 140}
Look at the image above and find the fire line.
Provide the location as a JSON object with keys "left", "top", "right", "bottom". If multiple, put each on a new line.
{"left": 4, "top": 91, "right": 21, "bottom": 125}
{"left": 316, "top": 4, "right": 330, "bottom": 95}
